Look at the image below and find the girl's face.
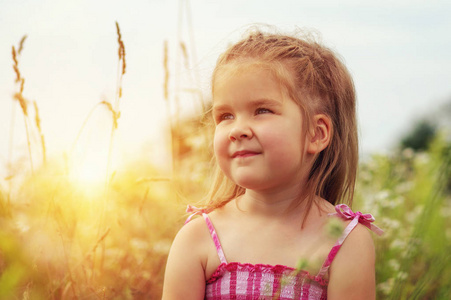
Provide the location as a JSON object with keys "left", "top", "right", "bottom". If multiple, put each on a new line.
{"left": 212, "top": 65, "right": 312, "bottom": 193}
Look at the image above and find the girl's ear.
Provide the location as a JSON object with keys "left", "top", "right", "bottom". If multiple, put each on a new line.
{"left": 307, "top": 114, "right": 332, "bottom": 154}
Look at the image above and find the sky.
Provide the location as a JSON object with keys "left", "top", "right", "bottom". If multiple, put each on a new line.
{"left": 1, "top": 0, "right": 451, "bottom": 181}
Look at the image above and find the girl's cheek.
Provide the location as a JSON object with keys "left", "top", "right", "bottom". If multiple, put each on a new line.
{"left": 213, "top": 129, "right": 224, "bottom": 155}
{"left": 214, "top": 127, "right": 231, "bottom": 159}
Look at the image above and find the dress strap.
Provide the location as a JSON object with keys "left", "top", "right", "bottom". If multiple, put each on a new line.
{"left": 185, "top": 205, "right": 228, "bottom": 264}
{"left": 316, "top": 204, "right": 383, "bottom": 278}
{"left": 202, "top": 213, "right": 228, "bottom": 264}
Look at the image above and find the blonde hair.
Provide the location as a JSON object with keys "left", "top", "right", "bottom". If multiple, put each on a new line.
{"left": 203, "top": 28, "right": 358, "bottom": 212}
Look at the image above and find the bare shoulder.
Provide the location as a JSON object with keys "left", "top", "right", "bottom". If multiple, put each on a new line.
{"left": 315, "top": 197, "right": 337, "bottom": 215}
{"left": 162, "top": 216, "right": 212, "bottom": 300}
{"left": 328, "top": 223, "right": 376, "bottom": 300}
{"left": 176, "top": 215, "right": 212, "bottom": 247}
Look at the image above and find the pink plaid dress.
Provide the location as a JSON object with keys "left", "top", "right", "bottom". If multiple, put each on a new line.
{"left": 186, "top": 204, "right": 383, "bottom": 300}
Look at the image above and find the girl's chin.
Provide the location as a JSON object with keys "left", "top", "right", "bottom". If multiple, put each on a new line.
{"left": 230, "top": 177, "right": 274, "bottom": 191}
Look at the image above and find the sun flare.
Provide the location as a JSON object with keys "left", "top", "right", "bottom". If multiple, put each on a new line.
{"left": 69, "top": 141, "right": 116, "bottom": 194}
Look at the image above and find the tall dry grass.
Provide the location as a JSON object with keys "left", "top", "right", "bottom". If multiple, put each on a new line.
{"left": 11, "top": 36, "right": 34, "bottom": 176}
{"left": 1, "top": 17, "right": 449, "bottom": 300}
{"left": 1, "top": 22, "right": 181, "bottom": 299}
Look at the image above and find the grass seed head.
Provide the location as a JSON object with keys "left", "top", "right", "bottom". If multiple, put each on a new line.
{"left": 12, "top": 46, "right": 21, "bottom": 83}
{"left": 100, "top": 100, "right": 119, "bottom": 129}
{"left": 180, "top": 41, "right": 189, "bottom": 69}
{"left": 20, "top": 78, "right": 25, "bottom": 93}
{"left": 115, "top": 21, "right": 126, "bottom": 75}
{"left": 13, "top": 92, "right": 28, "bottom": 116}
{"left": 18, "top": 35, "right": 27, "bottom": 55}
{"left": 33, "top": 101, "right": 43, "bottom": 136}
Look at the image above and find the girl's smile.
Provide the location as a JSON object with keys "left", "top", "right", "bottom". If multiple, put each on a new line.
{"left": 231, "top": 150, "right": 261, "bottom": 159}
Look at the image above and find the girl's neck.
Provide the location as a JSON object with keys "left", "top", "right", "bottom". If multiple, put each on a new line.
{"left": 238, "top": 183, "right": 310, "bottom": 218}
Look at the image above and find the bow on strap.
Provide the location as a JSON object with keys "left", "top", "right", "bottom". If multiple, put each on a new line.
{"left": 330, "top": 204, "right": 384, "bottom": 236}
{"left": 185, "top": 205, "right": 208, "bottom": 225}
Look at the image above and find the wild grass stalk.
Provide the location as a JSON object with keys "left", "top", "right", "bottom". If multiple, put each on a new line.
{"left": 91, "top": 21, "right": 127, "bottom": 281}
{"left": 387, "top": 137, "right": 450, "bottom": 299}
{"left": 167, "top": 0, "right": 209, "bottom": 190}
{"left": 70, "top": 101, "right": 110, "bottom": 153}
{"left": 163, "top": 40, "right": 176, "bottom": 176}
{"left": 65, "top": 23, "right": 126, "bottom": 283}
{"left": 67, "top": 22, "right": 127, "bottom": 285}
{"left": 11, "top": 38, "right": 34, "bottom": 176}
{"left": 103, "top": 21, "right": 126, "bottom": 205}
{"left": 33, "top": 101, "right": 46, "bottom": 164}
{"left": 105, "top": 21, "right": 126, "bottom": 186}
{"left": 356, "top": 134, "right": 451, "bottom": 299}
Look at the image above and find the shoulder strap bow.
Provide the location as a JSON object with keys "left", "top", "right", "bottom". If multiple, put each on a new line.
{"left": 185, "top": 205, "right": 208, "bottom": 225}
{"left": 330, "top": 204, "right": 384, "bottom": 236}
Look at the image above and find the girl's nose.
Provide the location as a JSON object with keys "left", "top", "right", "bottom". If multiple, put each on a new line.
{"left": 229, "top": 126, "right": 253, "bottom": 141}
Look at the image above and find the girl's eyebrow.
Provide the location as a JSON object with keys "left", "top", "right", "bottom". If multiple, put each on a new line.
{"left": 249, "top": 98, "right": 282, "bottom": 108}
{"left": 212, "top": 98, "right": 282, "bottom": 112}
{"left": 212, "top": 103, "right": 231, "bottom": 114}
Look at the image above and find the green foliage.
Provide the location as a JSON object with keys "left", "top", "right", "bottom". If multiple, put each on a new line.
{"left": 400, "top": 119, "right": 437, "bottom": 151}
{"left": 355, "top": 133, "right": 451, "bottom": 299}
{"left": 2, "top": 135, "right": 450, "bottom": 298}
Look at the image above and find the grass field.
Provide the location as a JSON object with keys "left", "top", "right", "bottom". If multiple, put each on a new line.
{"left": 1, "top": 24, "right": 450, "bottom": 300}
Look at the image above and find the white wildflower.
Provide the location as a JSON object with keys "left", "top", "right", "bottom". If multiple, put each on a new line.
{"left": 388, "top": 259, "right": 400, "bottom": 271}
{"left": 415, "top": 152, "right": 430, "bottom": 165}
{"left": 390, "top": 238, "right": 407, "bottom": 249}
{"left": 406, "top": 205, "right": 423, "bottom": 224}
{"left": 380, "top": 217, "right": 401, "bottom": 230}
{"left": 375, "top": 190, "right": 390, "bottom": 202}
{"left": 377, "top": 278, "right": 394, "bottom": 295}
{"left": 396, "top": 271, "right": 408, "bottom": 280}
{"left": 395, "top": 181, "right": 414, "bottom": 194}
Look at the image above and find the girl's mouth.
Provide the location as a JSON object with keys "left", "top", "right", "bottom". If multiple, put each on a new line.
{"left": 232, "top": 150, "right": 260, "bottom": 158}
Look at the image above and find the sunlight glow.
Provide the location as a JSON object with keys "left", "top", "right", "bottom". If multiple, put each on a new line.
{"left": 68, "top": 136, "right": 117, "bottom": 196}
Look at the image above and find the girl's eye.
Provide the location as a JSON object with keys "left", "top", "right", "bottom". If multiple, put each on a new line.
{"left": 222, "top": 113, "right": 234, "bottom": 120}
{"left": 256, "top": 108, "right": 273, "bottom": 115}
{"left": 217, "top": 113, "right": 234, "bottom": 122}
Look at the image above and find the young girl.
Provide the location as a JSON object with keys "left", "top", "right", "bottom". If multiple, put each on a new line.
{"left": 162, "top": 29, "right": 383, "bottom": 300}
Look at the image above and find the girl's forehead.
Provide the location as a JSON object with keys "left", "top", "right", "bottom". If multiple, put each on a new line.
{"left": 214, "top": 59, "right": 297, "bottom": 87}
{"left": 212, "top": 61, "right": 297, "bottom": 101}
{"left": 214, "top": 63, "right": 277, "bottom": 94}
{"left": 214, "top": 60, "right": 275, "bottom": 78}
{"left": 213, "top": 65, "right": 279, "bottom": 96}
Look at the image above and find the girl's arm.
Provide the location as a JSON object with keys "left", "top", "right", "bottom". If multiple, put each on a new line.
{"left": 162, "top": 218, "right": 208, "bottom": 300}
{"left": 327, "top": 224, "right": 376, "bottom": 300}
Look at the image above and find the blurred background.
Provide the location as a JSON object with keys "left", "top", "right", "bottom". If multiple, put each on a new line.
{"left": 0, "top": 0, "right": 450, "bottom": 299}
